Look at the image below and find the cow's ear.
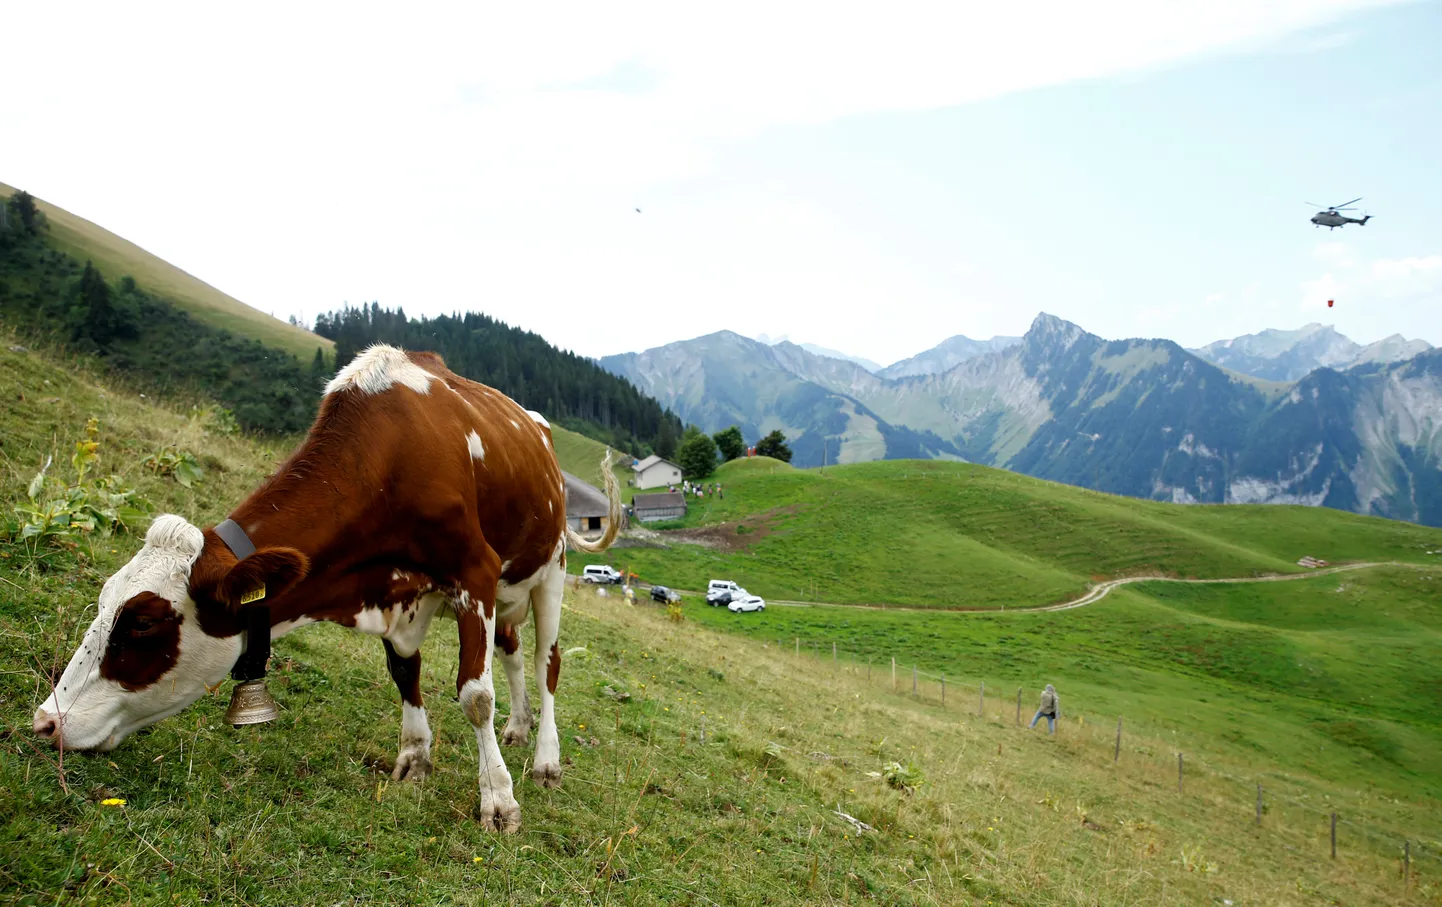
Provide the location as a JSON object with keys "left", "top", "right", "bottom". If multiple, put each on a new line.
{"left": 216, "top": 547, "right": 310, "bottom": 612}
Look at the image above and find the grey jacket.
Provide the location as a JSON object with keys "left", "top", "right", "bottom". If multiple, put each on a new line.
{"left": 1039, "top": 685, "right": 1059, "bottom": 718}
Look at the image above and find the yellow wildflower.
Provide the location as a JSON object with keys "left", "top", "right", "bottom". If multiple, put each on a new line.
{"left": 101, "top": 798, "right": 126, "bottom": 807}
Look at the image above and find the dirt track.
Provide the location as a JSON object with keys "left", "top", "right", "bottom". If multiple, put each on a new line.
{"left": 749, "top": 561, "right": 1424, "bottom": 614}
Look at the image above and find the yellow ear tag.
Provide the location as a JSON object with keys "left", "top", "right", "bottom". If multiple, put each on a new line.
{"left": 239, "top": 585, "right": 267, "bottom": 606}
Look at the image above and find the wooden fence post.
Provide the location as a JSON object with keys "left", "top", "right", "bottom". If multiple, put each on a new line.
{"left": 795, "top": 638, "right": 799, "bottom": 659}
{"left": 700, "top": 717, "right": 706, "bottom": 745}
{"left": 978, "top": 681, "right": 985, "bottom": 717}
{"left": 1016, "top": 688, "right": 1022, "bottom": 725}
{"left": 1114, "top": 717, "right": 1122, "bottom": 763}
{"left": 1256, "top": 784, "right": 1262, "bottom": 826}
{"left": 912, "top": 665, "right": 917, "bottom": 695}
{"left": 941, "top": 674, "right": 945, "bottom": 706}
{"left": 1178, "top": 753, "right": 1184, "bottom": 794}
{"left": 1405, "top": 840, "right": 1410, "bottom": 885}
{"left": 1331, "top": 812, "right": 1337, "bottom": 859}
{"left": 832, "top": 642, "right": 836, "bottom": 668}
{"left": 891, "top": 657, "right": 896, "bottom": 691}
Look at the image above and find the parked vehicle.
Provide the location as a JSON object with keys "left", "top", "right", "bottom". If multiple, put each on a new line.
{"left": 581, "top": 565, "right": 622, "bottom": 584}
{"left": 650, "top": 585, "right": 680, "bottom": 604}
{"left": 727, "top": 594, "right": 766, "bottom": 613}
{"left": 707, "top": 579, "right": 743, "bottom": 606}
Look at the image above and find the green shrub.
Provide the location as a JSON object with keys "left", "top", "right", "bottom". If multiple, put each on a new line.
{"left": 2, "top": 418, "right": 152, "bottom": 568}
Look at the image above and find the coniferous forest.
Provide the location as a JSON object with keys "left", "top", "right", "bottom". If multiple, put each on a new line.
{"left": 314, "top": 304, "right": 682, "bottom": 457}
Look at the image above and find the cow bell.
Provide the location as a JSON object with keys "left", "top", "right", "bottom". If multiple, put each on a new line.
{"left": 224, "top": 679, "right": 279, "bottom": 726}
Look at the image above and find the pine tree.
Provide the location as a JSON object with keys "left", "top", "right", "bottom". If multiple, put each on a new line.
{"left": 70, "top": 261, "right": 120, "bottom": 348}
{"left": 310, "top": 347, "right": 329, "bottom": 393}
{"left": 8, "top": 190, "right": 41, "bottom": 234}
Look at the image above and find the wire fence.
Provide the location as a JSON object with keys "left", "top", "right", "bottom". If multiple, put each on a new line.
{"left": 765, "top": 634, "right": 1439, "bottom": 889}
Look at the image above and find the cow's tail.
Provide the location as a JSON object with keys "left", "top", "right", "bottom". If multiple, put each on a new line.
{"left": 565, "top": 450, "right": 623, "bottom": 554}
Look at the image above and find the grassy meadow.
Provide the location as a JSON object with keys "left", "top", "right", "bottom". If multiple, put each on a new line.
{"left": 1, "top": 341, "right": 1440, "bottom": 904}
{"left": 577, "top": 456, "right": 1442, "bottom": 608}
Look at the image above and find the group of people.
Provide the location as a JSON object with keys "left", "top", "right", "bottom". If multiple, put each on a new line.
{"left": 668, "top": 480, "right": 723, "bottom": 500}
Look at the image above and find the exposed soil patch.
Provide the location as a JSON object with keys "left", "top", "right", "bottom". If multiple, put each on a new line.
{"left": 655, "top": 505, "right": 799, "bottom": 553}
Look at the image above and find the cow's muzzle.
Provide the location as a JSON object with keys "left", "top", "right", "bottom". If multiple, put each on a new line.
{"left": 33, "top": 709, "right": 62, "bottom": 746}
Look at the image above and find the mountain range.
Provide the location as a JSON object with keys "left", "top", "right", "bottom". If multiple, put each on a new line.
{"left": 1188, "top": 323, "right": 1432, "bottom": 382}
{"left": 600, "top": 315, "right": 1442, "bottom": 526}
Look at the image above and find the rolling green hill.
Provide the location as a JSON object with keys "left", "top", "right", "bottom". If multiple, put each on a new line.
{"left": 576, "top": 456, "right": 1442, "bottom": 609}
{"left": 2, "top": 340, "right": 1438, "bottom": 904}
{"left": 550, "top": 423, "right": 634, "bottom": 504}
{"left": 0, "top": 182, "right": 330, "bottom": 362}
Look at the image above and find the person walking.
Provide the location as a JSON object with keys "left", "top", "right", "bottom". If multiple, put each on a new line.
{"left": 1029, "top": 684, "right": 1060, "bottom": 734}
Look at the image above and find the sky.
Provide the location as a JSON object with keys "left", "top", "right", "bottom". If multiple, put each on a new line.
{"left": 4, "top": 1, "right": 1440, "bottom": 367}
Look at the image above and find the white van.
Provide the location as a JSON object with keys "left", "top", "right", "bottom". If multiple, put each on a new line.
{"left": 582, "top": 565, "right": 622, "bottom": 584}
{"left": 706, "top": 579, "right": 744, "bottom": 605}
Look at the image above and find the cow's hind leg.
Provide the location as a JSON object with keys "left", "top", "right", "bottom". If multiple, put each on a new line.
{"left": 529, "top": 558, "right": 566, "bottom": 788}
{"left": 384, "top": 591, "right": 443, "bottom": 782}
{"left": 454, "top": 551, "right": 520, "bottom": 833}
{"left": 496, "top": 621, "right": 533, "bottom": 746}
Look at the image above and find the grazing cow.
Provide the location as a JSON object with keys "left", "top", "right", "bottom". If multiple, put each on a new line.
{"left": 31, "top": 344, "right": 621, "bottom": 832}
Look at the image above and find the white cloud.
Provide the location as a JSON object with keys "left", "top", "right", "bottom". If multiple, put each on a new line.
{"left": 1, "top": 0, "right": 1409, "bottom": 363}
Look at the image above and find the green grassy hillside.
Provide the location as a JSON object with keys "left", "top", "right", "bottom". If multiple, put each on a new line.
{"left": 579, "top": 456, "right": 1441, "bottom": 608}
{"left": 550, "top": 424, "right": 635, "bottom": 504}
{"left": 686, "top": 568, "right": 1442, "bottom": 799}
{"left": 1, "top": 342, "right": 1438, "bottom": 904}
{"left": 0, "top": 181, "right": 331, "bottom": 362}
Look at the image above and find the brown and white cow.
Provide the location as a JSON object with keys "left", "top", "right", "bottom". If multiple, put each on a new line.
{"left": 32, "top": 344, "right": 621, "bottom": 832}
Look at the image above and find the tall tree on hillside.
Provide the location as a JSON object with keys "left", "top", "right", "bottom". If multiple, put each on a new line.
{"left": 655, "top": 418, "right": 678, "bottom": 460}
{"left": 756, "top": 429, "right": 793, "bottom": 463}
{"left": 68, "top": 261, "right": 123, "bottom": 349}
{"left": 7, "top": 190, "right": 41, "bottom": 234}
{"left": 310, "top": 347, "right": 329, "bottom": 395}
{"left": 713, "top": 425, "right": 745, "bottom": 462}
{"left": 677, "top": 429, "right": 718, "bottom": 480}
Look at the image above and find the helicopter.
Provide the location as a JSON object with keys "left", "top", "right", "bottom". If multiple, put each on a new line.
{"left": 1308, "top": 198, "right": 1372, "bottom": 230}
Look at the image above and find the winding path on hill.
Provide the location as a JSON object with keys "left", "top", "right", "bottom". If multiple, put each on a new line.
{"left": 755, "top": 561, "right": 1423, "bottom": 614}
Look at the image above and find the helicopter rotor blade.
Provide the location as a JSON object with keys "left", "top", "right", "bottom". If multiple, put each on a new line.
{"left": 1334, "top": 197, "right": 1363, "bottom": 209}
{"left": 1304, "top": 202, "right": 1325, "bottom": 208}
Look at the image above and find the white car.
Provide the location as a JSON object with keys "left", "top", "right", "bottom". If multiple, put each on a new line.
{"left": 581, "top": 565, "right": 622, "bottom": 584}
{"left": 727, "top": 594, "right": 765, "bottom": 613}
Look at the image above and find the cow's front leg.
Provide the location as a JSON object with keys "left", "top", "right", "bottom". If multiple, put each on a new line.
{"left": 496, "top": 622, "right": 533, "bottom": 746}
{"left": 384, "top": 591, "right": 443, "bottom": 781}
{"left": 384, "top": 640, "right": 432, "bottom": 782}
{"left": 454, "top": 561, "right": 519, "bottom": 833}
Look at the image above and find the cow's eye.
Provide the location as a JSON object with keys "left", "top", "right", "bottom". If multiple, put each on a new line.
{"left": 130, "top": 616, "right": 162, "bottom": 637}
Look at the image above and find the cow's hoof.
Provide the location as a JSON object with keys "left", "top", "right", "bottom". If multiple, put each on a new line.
{"left": 477, "top": 790, "right": 522, "bottom": 833}
{"left": 501, "top": 721, "right": 530, "bottom": 747}
{"left": 391, "top": 747, "right": 432, "bottom": 782}
{"left": 532, "top": 762, "right": 563, "bottom": 789}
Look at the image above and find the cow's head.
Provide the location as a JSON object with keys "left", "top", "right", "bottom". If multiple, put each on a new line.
{"left": 32, "top": 514, "right": 308, "bottom": 751}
